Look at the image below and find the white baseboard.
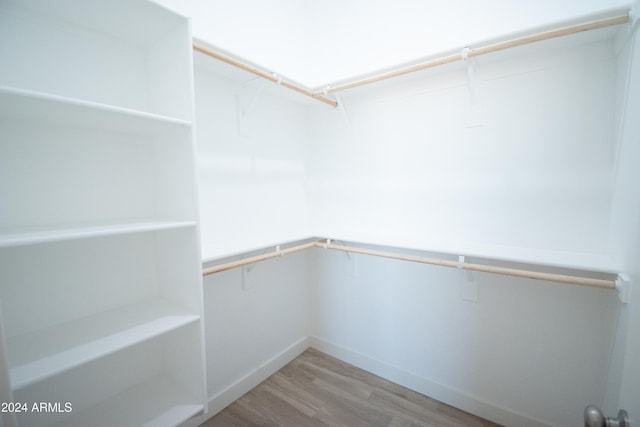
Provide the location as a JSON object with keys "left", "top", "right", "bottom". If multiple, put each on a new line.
{"left": 181, "top": 336, "right": 311, "bottom": 427}
{"left": 309, "top": 336, "right": 557, "bottom": 427}
{"left": 183, "top": 335, "right": 557, "bottom": 427}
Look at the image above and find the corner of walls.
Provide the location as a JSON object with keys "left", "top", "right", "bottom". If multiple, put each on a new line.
{"left": 193, "top": 62, "right": 313, "bottom": 260}
{"left": 193, "top": 59, "right": 318, "bottom": 421}
{"left": 211, "top": 337, "right": 311, "bottom": 422}
{"left": 182, "top": 336, "right": 312, "bottom": 426}
{"left": 198, "top": 251, "right": 313, "bottom": 421}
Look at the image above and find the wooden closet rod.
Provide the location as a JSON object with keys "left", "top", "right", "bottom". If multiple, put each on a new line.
{"left": 194, "top": 12, "right": 627, "bottom": 105}
{"left": 192, "top": 41, "right": 338, "bottom": 108}
{"left": 202, "top": 240, "right": 322, "bottom": 276}
{"left": 202, "top": 238, "right": 616, "bottom": 289}
{"left": 315, "top": 12, "right": 630, "bottom": 94}
{"left": 316, "top": 240, "right": 616, "bottom": 289}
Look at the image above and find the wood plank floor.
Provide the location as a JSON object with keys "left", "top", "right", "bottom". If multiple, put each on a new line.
{"left": 201, "top": 348, "right": 502, "bottom": 427}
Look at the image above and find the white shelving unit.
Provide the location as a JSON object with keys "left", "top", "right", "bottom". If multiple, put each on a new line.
{"left": 0, "top": 1, "right": 207, "bottom": 426}
{"left": 8, "top": 299, "right": 200, "bottom": 390}
{"left": 56, "top": 375, "right": 205, "bottom": 427}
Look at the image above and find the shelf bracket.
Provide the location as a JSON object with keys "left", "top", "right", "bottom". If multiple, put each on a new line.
{"left": 325, "top": 86, "right": 350, "bottom": 126}
{"left": 462, "top": 48, "right": 477, "bottom": 105}
{"left": 242, "top": 263, "right": 257, "bottom": 290}
{"left": 615, "top": 274, "right": 630, "bottom": 304}
{"left": 458, "top": 255, "right": 478, "bottom": 302}
{"left": 462, "top": 47, "right": 482, "bottom": 128}
{"left": 336, "top": 94, "right": 351, "bottom": 127}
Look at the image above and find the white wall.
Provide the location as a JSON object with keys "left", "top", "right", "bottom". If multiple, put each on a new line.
{"left": 303, "top": 0, "right": 631, "bottom": 87}
{"left": 306, "top": 34, "right": 623, "bottom": 427}
{"left": 154, "top": 0, "right": 629, "bottom": 88}
{"left": 620, "top": 245, "right": 640, "bottom": 425}
{"left": 607, "top": 22, "right": 640, "bottom": 425}
{"left": 194, "top": 59, "right": 311, "bottom": 261}
{"left": 189, "top": 16, "right": 637, "bottom": 427}
{"left": 192, "top": 58, "right": 313, "bottom": 419}
{"left": 310, "top": 248, "right": 617, "bottom": 427}
{"left": 194, "top": 57, "right": 316, "bottom": 418}
{"left": 307, "top": 34, "right": 618, "bottom": 268}
{"left": 153, "top": 0, "right": 309, "bottom": 83}
{"left": 202, "top": 251, "right": 311, "bottom": 413}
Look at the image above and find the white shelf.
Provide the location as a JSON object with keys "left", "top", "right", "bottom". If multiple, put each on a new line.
{"left": 201, "top": 235, "right": 318, "bottom": 264}
{"left": 8, "top": 299, "right": 199, "bottom": 390}
{"left": 4, "top": 0, "right": 186, "bottom": 49}
{"left": 455, "top": 241, "right": 620, "bottom": 273}
{"left": 56, "top": 375, "right": 203, "bottom": 427}
{"left": 0, "top": 220, "right": 196, "bottom": 248}
{"left": 0, "top": 87, "right": 191, "bottom": 135}
{"left": 319, "top": 231, "right": 620, "bottom": 274}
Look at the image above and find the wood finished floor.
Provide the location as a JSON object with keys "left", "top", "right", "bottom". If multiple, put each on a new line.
{"left": 201, "top": 348, "right": 502, "bottom": 427}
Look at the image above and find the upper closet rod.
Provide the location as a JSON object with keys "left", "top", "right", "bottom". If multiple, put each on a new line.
{"left": 315, "top": 12, "right": 630, "bottom": 94}
{"left": 193, "top": 41, "right": 338, "bottom": 108}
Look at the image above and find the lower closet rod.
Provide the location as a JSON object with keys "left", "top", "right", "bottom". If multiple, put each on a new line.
{"left": 200, "top": 239, "right": 615, "bottom": 289}
{"left": 316, "top": 241, "right": 616, "bottom": 289}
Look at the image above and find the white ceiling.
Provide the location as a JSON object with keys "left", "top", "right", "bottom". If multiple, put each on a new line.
{"left": 156, "top": 0, "right": 632, "bottom": 88}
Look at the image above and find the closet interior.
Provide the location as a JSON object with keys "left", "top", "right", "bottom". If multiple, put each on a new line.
{"left": 1, "top": 0, "right": 640, "bottom": 426}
